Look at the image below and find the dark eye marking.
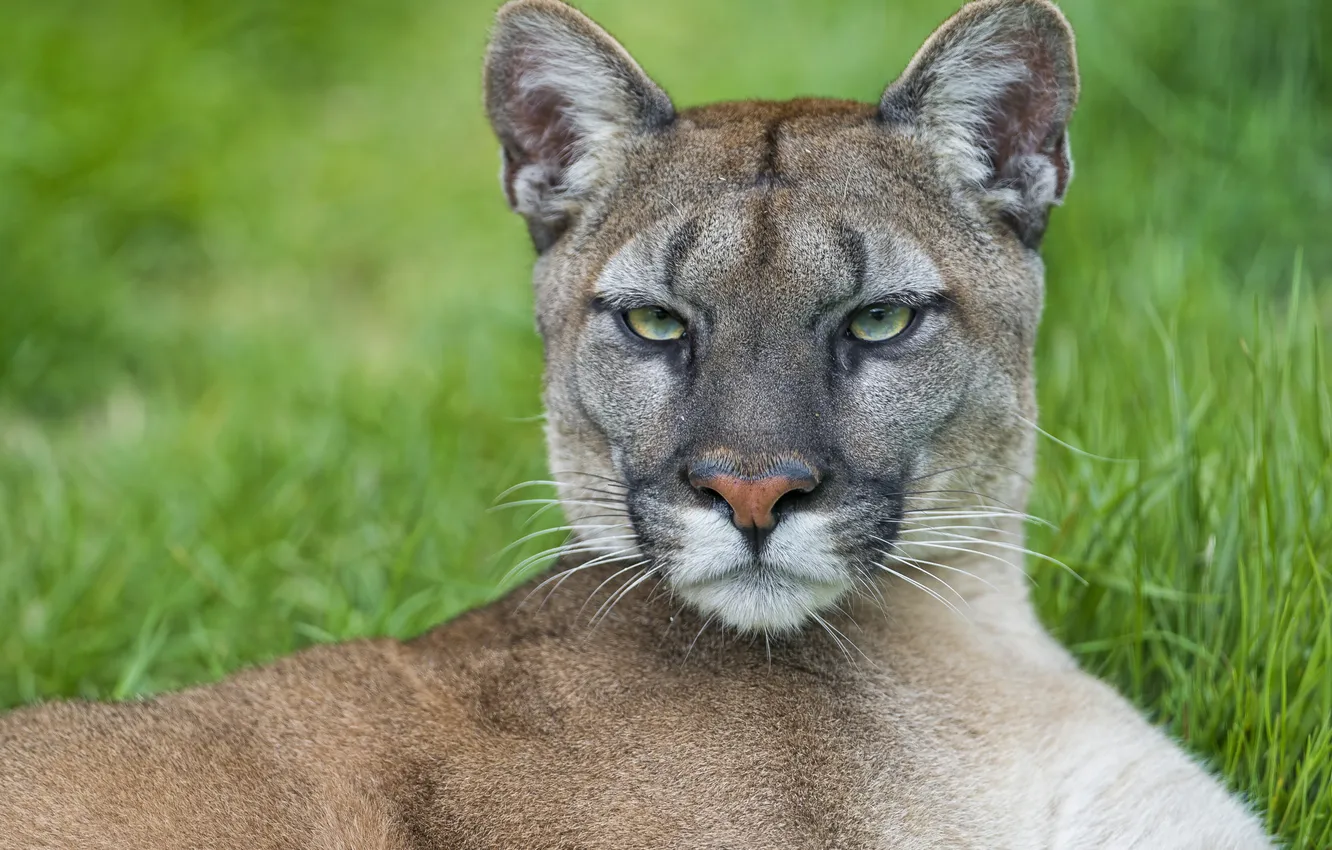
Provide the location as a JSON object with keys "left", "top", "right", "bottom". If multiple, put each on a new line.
{"left": 836, "top": 226, "right": 869, "bottom": 298}
{"left": 661, "top": 218, "right": 701, "bottom": 295}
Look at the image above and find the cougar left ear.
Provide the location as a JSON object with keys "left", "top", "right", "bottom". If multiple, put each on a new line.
{"left": 484, "top": 0, "right": 675, "bottom": 252}
{"left": 880, "top": 0, "right": 1079, "bottom": 248}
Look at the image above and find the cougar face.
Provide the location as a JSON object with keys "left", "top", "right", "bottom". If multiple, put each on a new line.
{"left": 486, "top": 0, "right": 1077, "bottom": 632}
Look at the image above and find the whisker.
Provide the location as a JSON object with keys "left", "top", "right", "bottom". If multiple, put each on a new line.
{"left": 897, "top": 488, "right": 997, "bottom": 499}
{"left": 493, "top": 479, "right": 627, "bottom": 502}
{"left": 900, "top": 509, "right": 1056, "bottom": 529}
{"left": 906, "top": 530, "right": 1076, "bottom": 569}
{"left": 894, "top": 494, "right": 968, "bottom": 505}
{"left": 807, "top": 610, "right": 852, "bottom": 662}
{"left": 496, "top": 523, "right": 633, "bottom": 559}
{"left": 520, "top": 498, "right": 630, "bottom": 527}
{"left": 502, "top": 537, "right": 640, "bottom": 583}
{"left": 905, "top": 463, "right": 1034, "bottom": 487}
{"left": 889, "top": 555, "right": 1005, "bottom": 591}
{"left": 897, "top": 523, "right": 1022, "bottom": 538}
{"left": 520, "top": 551, "right": 646, "bottom": 609}
{"left": 644, "top": 576, "right": 675, "bottom": 609}
{"left": 549, "top": 469, "right": 631, "bottom": 487}
{"left": 874, "top": 562, "right": 968, "bottom": 621}
{"left": 590, "top": 565, "right": 660, "bottom": 628}
{"left": 895, "top": 537, "right": 1084, "bottom": 584}
{"left": 520, "top": 500, "right": 564, "bottom": 526}
{"left": 875, "top": 539, "right": 1025, "bottom": 587}
{"left": 851, "top": 570, "right": 890, "bottom": 616}
{"left": 524, "top": 510, "right": 633, "bottom": 529}
{"left": 875, "top": 547, "right": 981, "bottom": 602}
{"left": 879, "top": 547, "right": 973, "bottom": 604}
{"left": 808, "top": 610, "right": 871, "bottom": 663}
{"left": 489, "top": 497, "right": 625, "bottom": 513}
{"left": 684, "top": 615, "right": 717, "bottom": 663}
{"left": 1016, "top": 413, "right": 1136, "bottom": 464}
{"left": 902, "top": 509, "right": 1028, "bottom": 517}
{"left": 897, "top": 486, "right": 1033, "bottom": 514}
{"left": 889, "top": 539, "right": 1028, "bottom": 577}
{"left": 902, "top": 502, "right": 1033, "bottom": 514}
{"left": 579, "top": 561, "right": 651, "bottom": 621}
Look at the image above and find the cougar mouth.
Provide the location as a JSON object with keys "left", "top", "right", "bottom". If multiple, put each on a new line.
{"left": 673, "top": 573, "right": 853, "bottom": 635}
{"left": 597, "top": 466, "right": 912, "bottom": 633}
{"left": 640, "top": 503, "right": 878, "bottom": 633}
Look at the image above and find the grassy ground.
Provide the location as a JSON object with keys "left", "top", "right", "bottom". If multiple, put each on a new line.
{"left": 2, "top": 0, "right": 1329, "bottom": 844}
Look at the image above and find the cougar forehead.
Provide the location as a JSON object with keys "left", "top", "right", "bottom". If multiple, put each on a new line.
{"left": 544, "top": 100, "right": 1041, "bottom": 362}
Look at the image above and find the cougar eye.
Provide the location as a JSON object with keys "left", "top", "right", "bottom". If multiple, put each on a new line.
{"left": 624, "top": 306, "right": 686, "bottom": 341}
{"left": 848, "top": 304, "right": 915, "bottom": 342}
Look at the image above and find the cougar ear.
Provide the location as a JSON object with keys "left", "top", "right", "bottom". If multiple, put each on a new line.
{"left": 880, "top": 0, "right": 1079, "bottom": 247}
{"left": 484, "top": 0, "right": 675, "bottom": 251}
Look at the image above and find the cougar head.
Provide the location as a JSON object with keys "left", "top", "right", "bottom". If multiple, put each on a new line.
{"left": 484, "top": 0, "right": 1078, "bottom": 633}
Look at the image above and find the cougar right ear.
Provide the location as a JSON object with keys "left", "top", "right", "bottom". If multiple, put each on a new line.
{"left": 484, "top": 0, "right": 675, "bottom": 252}
{"left": 880, "top": 0, "right": 1079, "bottom": 248}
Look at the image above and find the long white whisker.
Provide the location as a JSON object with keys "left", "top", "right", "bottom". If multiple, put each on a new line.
{"left": 521, "top": 499, "right": 575, "bottom": 526}
{"left": 496, "top": 523, "right": 633, "bottom": 559}
{"left": 521, "top": 510, "right": 632, "bottom": 531}
{"left": 493, "top": 479, "right": 627, "bottom": 502}
{"left": 902, "top": 507, "right": 1043, "bottom": 520}
{"left": 878, "top": 542, "right": 1028, "bottom": 588}
{"left": 900, "top": 510, "right": 1056, "bottom": 529}
{"left": 506, "top": 535, "right": 639, "bottom": 566}
{"left": 521, "top": 497, "right": 632, "bottom": 527}
{"left": 907, "top": 531, "right": 1078, "bottom": 572}
{"left": 684, "top": 615, "right": 717, "bottom": 663}
{"left": 851, "top": 571, "right": 890, "bottom": 615}
{"left": 1016, "top": 413, "right": 1136, "bottom": 464}
{"left": 897, "top": 523, "right": 1022, "bottom": 538}
{"left": 876, "top": 547, "right": 990, "bottom": 599}
{"left": 898, "top": 495, "right": 969, "bottom": 505}
{"left": 890, "top": 539, "right": 1028, "bottom": 577}
{"left": 579, "top": 562, "right": 651, "bottom": 620}
{"left": 549, "top": 469, "right": 630, "bottom": 487}
{"left": 898, "top": 488, "right": 1003, "bottom": 502}
{"left": 590, "top": 565, "right": 660, "bottom": 628}
{"left": 489, "top": 498, "right": 625, "bottom": 513}
{"left": 896, "top": 537, "right": 1084, "bottom": 584}
{"left": 901, "top": 490, "right": 1033, "bottom": 517}
{"left": 808, "top": 610, "right": 871, "bottom": 663}
{"left": 520, "top": 551, "right": 646, "bottom": 609}
{"left": 502, "top": 537, "right": 640, "bottom": 583}
{"left": 878, "top": 549, "right": 971, "bottom": 606}
{"left": 807, "top": 610, "right": 853, "bottom": 662}
{"left": 875, "top": 562, "right": 968, "bottom": 620}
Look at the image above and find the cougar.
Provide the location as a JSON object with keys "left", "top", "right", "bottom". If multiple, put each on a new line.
{"left": 0, "top": 1, "right": 1275, "bottom": 847}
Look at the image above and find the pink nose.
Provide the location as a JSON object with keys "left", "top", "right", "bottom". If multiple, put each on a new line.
{"left": 687, "top": 463, "right": 820, "bottom": 530}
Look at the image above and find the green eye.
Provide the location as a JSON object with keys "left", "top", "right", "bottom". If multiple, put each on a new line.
{"left": 624, "top": 306, "right": 686, "bottom": 341}
{"left": 848, "top": 304, "right": 915, "bottom": 342}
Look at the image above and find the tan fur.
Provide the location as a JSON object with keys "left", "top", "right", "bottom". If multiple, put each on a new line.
{"left": 0, "top": 2, "right": 1274, "bottom": 847}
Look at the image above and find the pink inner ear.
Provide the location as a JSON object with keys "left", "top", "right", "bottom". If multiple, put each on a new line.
{"left": 983, "top": 37, "right": 1070, "bottom": 195}
{"left": 496, "top": 55, "right": 582, "bottom": 211}
{"left": 502, "top": 51, "right": 582, "bottom": 172}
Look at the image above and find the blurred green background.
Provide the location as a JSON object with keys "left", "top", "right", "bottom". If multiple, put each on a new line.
{"left": 1, "top": 0, "right": 1329, "bottom": 844}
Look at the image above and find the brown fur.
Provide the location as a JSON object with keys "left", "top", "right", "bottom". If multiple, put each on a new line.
{"left": 0, "top": 2, "right": 1273, "bottom": 847}
{"left": 0, "top": 562, "right": 1271, "bottom": 848}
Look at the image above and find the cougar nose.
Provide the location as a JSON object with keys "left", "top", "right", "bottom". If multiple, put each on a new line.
{"left": 687, "top": 459, "right": 821, "bottom": 545}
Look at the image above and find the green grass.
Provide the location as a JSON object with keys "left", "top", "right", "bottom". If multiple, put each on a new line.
{"left": 1, "top": 0, "right": 1328, "bottom": 844}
